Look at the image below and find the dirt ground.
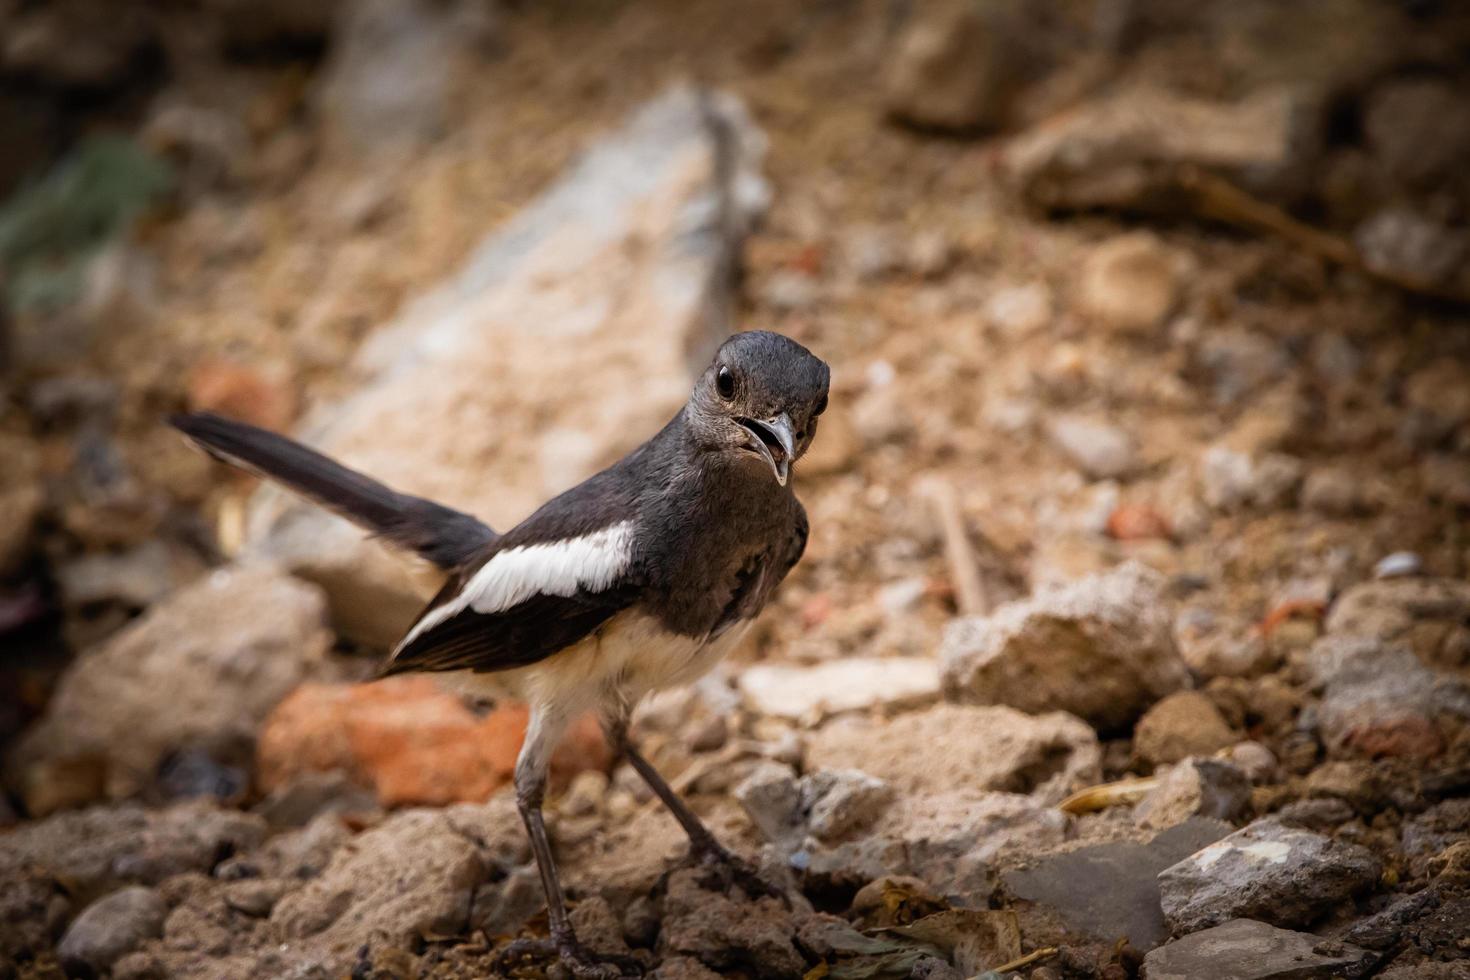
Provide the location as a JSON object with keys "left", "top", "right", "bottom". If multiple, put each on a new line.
{"left": 2, "top": 1, "right": 1469, "bottom": 978}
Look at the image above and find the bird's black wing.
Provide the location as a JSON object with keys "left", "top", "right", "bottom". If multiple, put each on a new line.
{"left": 383, "top": 579, "right": 640, "bottom": 675}
{"left": 384, "top": 467, "right": 646, "bottom": 676}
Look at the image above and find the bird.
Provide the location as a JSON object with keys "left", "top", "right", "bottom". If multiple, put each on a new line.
{"left": 172, "top": 330, "right": 830, "bottom": 979}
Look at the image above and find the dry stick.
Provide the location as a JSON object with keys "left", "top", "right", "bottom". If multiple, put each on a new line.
{"left": 1175, "top": 165, "right": 1470, "bottom": 306}
{"left": 921, "top": 478, "right": 990, "bottom": 617}
{"left": 982, "top": 946, "right": 1060, "bottom": 977}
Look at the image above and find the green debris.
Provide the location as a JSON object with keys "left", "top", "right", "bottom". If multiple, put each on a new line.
{"left": 0, "top": 136, "right": 172, "bottom": 313}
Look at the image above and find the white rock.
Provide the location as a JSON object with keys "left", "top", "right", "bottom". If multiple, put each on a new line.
{"left": 984, "top": 282, "right": 1052, "bottom": 336}
{"left": 1047, "top": 414, "right": 1138, "bottom": 480}
{"left": 737, "top": 657, "right": 941, "bottom": 720}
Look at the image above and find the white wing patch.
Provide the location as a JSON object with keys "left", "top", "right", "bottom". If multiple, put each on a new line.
{"left": 395, "top": 521, "right": 635, "bottom": 653}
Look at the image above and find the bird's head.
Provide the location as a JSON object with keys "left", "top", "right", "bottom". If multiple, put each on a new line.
{"left": 688, "top": 331, "right": 830, "bottom": 486}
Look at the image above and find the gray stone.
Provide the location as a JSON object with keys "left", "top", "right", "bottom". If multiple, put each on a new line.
{"left": 58, "top": 886, "right": 166, "bottom": 975}
{"left": 0, "top": 801, "right": 266, "bottom": 897}
{"left": 1307, "top": 636, "right": 1470, "bottom": 759}
{"left": 315, "top": 0, "right": 490, "bottom": 156}
{"left": 1135, "top": 758, "right": 1251, "bottom": 831}
{"left": 802, "top": 770, "right": 896, "bottom": 841}
{"left": 807, "top": 703, "right": 1100, "bottom": 803}
{"left": 1200, "top": 446, "right": 1303, "bottom": 512}
{"left": 11, "top": 563, "right": 336, "bottom": 811}
{"left": 1047, "top": 414, "right": 1138, "bottom": 480}
{"left": 734, "top": 761, "right": 802, "bottom": 842}
{"left": 1325, "top": 577, "right": 1470, "bottom": 672}
{"left": 1158, "top": 819, "right": 1382, "bottom": 933}
{"left": 55, "top": 540, "right": 177, "bottom": 608}
{"left": 1196, "top": 329, "right": 1290, "bottom": 408}
{"left": 941, "top": 563, "right": 1189, "bottom": 730}
{"left": 803, "top": 791, "right": 1068, "bottom": 904}
{"left": 244, "top": 87, "right": 768, "bottom": 647}
{"left": 1005, "top": 819, "right": 1233, "bottom": 950}
{"left": 1355, "top": 207, "right": 1470, "bottom": 293}
{"left": 1141, "top": 918, "right": 1375, "bottom": 980}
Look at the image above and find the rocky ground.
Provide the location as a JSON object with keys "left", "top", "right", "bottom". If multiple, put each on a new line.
{"left": 2, "top": 1, "right": 1470, "bottom": 978}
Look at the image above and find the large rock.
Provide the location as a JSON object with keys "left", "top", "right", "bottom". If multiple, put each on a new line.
{"left": 10, "top": 563, "right": 336, "bottom": 812}
{"left": 1141, "top": 918, "right": 1376, "bottom": 980}
{"left": 1307, "top": 636, "right": 1470, "bottom": 760}
{"left": 882, "top": 0, "right": 1050, "bottom": 133}
{"left": 1158, "top": 819, "right": 1381, "bottom": 933}
{"left": 801, "top": 791, "right": 1069, "bottom": 904}
{"left": 269, "top": 805, "right": 498, "bottom": 966}
{"left": 57, "top": 886, "right": 166, "bottom": 976}
{"left": 806, "top": 703, "right": 1100, "bottom": 802}
{"left": 941, "top": 563, "right": 1189, "bottom": 730}
{"left": 243, "top": 87, "right": 768, "bottom": 646}
{"left": 0, "top": 801, "right": 266, "bottom": 900}
{"left": 1006, "top": 85, "right": 1321, "bottom": 214}
{"left": 1004, "top": 819, "right": 1232, "bottom": 951}
{"left": 1325, "top": 578, "right": 1470, "bottom": 676}
{"left": 256, "top": 677, "right": 611, "bottom": 806}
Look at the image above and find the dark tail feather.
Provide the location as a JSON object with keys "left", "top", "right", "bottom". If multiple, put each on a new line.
{"left": 170, "top": 412, "right": 496, "bottom": 568}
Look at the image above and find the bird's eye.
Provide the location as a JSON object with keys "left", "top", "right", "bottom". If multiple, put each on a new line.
{"left": 813, "top": 392, "right": 828, "bottom": 416}
{"left": 716, "top": 365, "right": 736, "bottom": 399}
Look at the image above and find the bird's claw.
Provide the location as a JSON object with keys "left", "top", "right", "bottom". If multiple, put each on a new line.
{"left": 694, "top": 841, "right": 789, "bottom": 904}
{"left": 493, "top": 935, "right": 643, "bottom": 979}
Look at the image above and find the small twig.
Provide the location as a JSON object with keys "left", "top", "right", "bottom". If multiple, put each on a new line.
{"left": 1176, "top": 165, "right": 1470, "bottom": 306}
{"left": 982, "top": 946, "right": 1059, "bottom": 977}
{"left": 920, "top": 478, "right": 990, "bottom": 617}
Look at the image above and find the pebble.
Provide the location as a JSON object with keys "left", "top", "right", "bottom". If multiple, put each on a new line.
{"left": 1373, "top": 551, "right": 1423, "bottom": 579}
{"left": 1076, "top": 232, "right": 1184, "bottom": 334}
{"left": 1134, "top": 757, "right": 1251, "bottom": 830}
{"left": 1047, "top": 414, "right": 1138, "bottom": 480}
{"left": 57, "top": 886, "right": 167, "bottom": 976}
{"left": 1133, "top": 691, "right": 1237, "bottom": 768}
{"left": 983, "top": 282, "right": 1052, "bottom": 336}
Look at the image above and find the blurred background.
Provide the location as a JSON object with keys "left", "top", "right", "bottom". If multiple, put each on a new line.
{"left": 2, "top": 1, "right": 1469, "bottom": 978}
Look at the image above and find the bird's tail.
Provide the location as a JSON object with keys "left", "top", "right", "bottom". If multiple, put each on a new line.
{"left": 170, "top": 412, "right": 496, "bottom": 568}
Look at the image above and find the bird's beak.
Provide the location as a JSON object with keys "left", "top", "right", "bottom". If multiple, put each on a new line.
{"left": 738, "top": 413, "right": 797, "bottom": 486}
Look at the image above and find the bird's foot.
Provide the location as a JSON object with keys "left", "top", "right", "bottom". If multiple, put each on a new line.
{"left": 492, "top": 934, "right": 643, "bottom": 979}
{"left": 692, "top": 840, "right": 788, "bottom": 904}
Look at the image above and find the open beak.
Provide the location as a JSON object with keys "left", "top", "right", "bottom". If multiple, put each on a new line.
{"left": 738, "top": 413, "right": 797, "bottom": 486}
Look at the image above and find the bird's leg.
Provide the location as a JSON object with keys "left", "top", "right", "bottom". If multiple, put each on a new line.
{"left": 607, "top": 718, "right": 784, "bottom": 902}
{"left": 495, "top": 707, "right": 639, "bottom": 980}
